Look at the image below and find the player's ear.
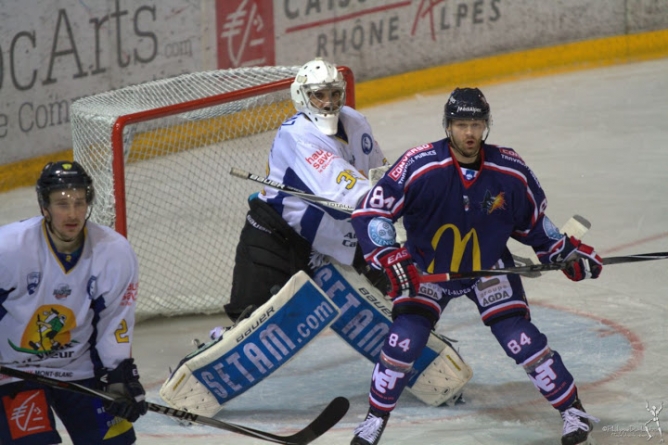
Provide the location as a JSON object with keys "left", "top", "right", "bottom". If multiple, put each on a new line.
{"left": 41, "top": 206, "right": 51, "bottom": 221}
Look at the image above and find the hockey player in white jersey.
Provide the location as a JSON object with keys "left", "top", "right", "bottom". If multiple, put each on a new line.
{"left": 0, "top": 161, "right": 147, "bottom": 444}
{"left": 223, "top": 57, "right": 389, "bottom": 321}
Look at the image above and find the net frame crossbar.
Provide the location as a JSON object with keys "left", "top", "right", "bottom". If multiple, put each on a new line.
{"left": 108, "top": 66, "right": 355, "bottom": 237}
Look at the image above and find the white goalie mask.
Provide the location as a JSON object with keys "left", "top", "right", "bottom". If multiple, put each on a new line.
{"left": 291, "top": 58, "right": 346, "bottom": 135}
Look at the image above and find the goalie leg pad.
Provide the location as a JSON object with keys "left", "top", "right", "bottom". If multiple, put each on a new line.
{"left": 313, "top": 263, "right": 472, "bottom": 406}
{"left": 159, "top": 271, "right": 340, "bottom": 416}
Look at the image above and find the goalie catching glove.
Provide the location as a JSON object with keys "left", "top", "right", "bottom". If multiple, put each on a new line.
{"left": 542, "top": 235, "right": 603, "bottom": 281}
{"left": 97, "top": 358, "right": 148, "bottom": 422}
{"left": 377, "top": 246, "right": 421, "bottom": 298}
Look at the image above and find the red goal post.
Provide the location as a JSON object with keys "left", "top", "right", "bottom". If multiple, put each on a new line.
{"left": 72, "top": 65, "right": 355, "bottom": 321}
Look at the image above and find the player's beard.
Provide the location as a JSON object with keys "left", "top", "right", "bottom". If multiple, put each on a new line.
{"left": 449, "top": 134, "right": 481, "bottom": 163}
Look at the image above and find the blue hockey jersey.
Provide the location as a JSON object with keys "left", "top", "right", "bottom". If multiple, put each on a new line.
{"left": 352, "top": 138, "right": 563, "bottom": 292}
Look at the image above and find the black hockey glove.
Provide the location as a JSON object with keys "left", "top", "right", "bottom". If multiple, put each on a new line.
{"left": 378, "top": 246, "right": 420, "bottom": 298}
{"left": 545, "top": 235, "right": 603, "bottom": 281}
{"left": 99, "top": 358, "right": 148, "bottom": 422}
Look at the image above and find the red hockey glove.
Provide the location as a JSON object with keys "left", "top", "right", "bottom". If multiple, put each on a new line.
{"left": 550, "top": 236, "right": 603, "bottom": 281}
{"left": 378, "top": 247, "right": 420, "bottom": 298}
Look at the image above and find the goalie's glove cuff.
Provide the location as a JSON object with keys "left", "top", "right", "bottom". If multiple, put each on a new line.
{"left": 98, "top": 358, "right": 148, "bottom": 422}
{"left": 377, "top": 246, "right": 421, "bottom": 298}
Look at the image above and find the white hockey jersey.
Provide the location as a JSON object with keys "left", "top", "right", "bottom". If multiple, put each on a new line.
{"left": 260, "top": 106, "right": 387, "bottom": 265}
{"left": 0, "top": 217, "right": 138, "bottom": 384}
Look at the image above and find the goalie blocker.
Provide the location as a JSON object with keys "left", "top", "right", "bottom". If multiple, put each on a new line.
{"left": 161, "top": 266, "right": 471, "bottom": 415}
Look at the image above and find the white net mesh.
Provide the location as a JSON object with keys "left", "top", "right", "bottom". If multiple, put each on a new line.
{"left": 72, "top": 66, "right": 304, "bottom": 321}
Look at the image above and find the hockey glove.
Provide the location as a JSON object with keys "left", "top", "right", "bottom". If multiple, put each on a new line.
{"left": 378, "top": 246, "right": 420, "bottom": 298}
{"left": 99, "top": 358, "right": 148, "bottom": 422}
{"left": 545, "top": 235, "right": 603, "bottom": 281}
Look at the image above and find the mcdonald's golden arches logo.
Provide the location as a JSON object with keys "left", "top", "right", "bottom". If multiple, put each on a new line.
{"left": 428, "top": 224, "right": 481, "bottom": 273}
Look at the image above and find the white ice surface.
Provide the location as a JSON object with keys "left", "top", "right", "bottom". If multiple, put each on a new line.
{"left": 2, "top": 57, "right": 668, "bottom": 444}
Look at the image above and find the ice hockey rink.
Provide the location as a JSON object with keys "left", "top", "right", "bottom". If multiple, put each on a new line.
{"left": 2, "top": 56, "right": 668, "bottom": 444}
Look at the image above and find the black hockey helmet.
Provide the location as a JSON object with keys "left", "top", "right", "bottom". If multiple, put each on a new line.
{"left": 443, "top": 87, "right": 491, "bottom": 129}
{"left": 36, "top": 160, "right": 95, "bottom": 208}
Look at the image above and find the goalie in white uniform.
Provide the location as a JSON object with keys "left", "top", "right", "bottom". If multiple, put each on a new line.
{"left": 223, "top": 57, "right": 389, "bottom": 322}
{"left": 160, "top": 59, "right": 472, "bottom": 416}
{"left": 0, "top": 161, "right": 147, "bottom": 444}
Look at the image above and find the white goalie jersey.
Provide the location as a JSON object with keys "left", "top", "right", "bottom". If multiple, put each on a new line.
{"left": 260, "top": 106, "right": 387, "bottom": 266}
{"left": 0, "top": 217, "right": 139, "bottom": 384}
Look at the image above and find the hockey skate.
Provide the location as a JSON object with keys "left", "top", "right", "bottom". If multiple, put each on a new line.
{"left": 560, "top": 399, "right": 599, "bottom": 445}
{"left": 351, "top": 409, "right": 390, "bottom": 445}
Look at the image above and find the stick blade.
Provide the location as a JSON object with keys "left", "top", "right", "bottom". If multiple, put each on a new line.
{"left": 286, "top": 397, "right": 350, "bottom": 445}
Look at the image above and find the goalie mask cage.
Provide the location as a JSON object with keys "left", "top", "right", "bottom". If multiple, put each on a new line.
{"left": 72, "top": 65, "right": 355, "bottom": 321}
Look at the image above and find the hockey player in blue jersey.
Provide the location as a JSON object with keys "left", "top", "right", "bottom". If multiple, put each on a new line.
{"left": 349, "top": 88, "right": 603, "bottom": 445}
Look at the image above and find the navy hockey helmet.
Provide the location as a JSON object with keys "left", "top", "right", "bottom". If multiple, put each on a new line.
{"left": 443, "top": 87, "right": 491, "bottom": 129}
{"left": 36, "top": 160, "right": 95, "bottom": 208}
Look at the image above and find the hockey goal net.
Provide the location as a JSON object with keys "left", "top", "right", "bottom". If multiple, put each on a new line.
{"left": 72, "top": 65, "right": 355, "bottom": 321}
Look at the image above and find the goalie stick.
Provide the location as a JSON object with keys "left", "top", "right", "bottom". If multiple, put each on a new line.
{"left": 230, "top": 167, "right": 355, "bottom": 213}
{"left": 420, "top": 251, "right": 668, "bottom": 283}
{"left": 0, "top": 366, "right": 349, "bottom": 445}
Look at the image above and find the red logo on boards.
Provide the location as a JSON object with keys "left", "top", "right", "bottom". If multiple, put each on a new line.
{"left": 216, "top": 0, "right": 275, "bottom": 68}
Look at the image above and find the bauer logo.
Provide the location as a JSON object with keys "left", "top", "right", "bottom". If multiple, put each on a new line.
{"left": 216, "top": 0, "right": 275, "bottom": 68}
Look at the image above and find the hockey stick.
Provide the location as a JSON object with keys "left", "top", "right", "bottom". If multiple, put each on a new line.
{"left": 0, "top": 366, "right": 349, "bottom": 445}
{"left": 420, "top": 251, "right": 668, "bottom": 283}
{"left": 230, "top": 167, "right": 355, "bottom": 214}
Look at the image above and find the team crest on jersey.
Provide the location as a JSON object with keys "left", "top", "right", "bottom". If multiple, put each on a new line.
{"left": 87, "top": 276, "right": 97, "bottom": 299}
{"left": 462, "top": 168, "right": 477, "bottom": 181}
{"left": 8, "top": 305, "right": 78, "bottom": 356}
{"left": 542, "top": 216, "right": 562, "bottom": 240}
{"left": 481, "top": 190, "right": 506, "bottom": 214}
{"left": 27, "top": 272, "right": 41, "bottom": 295}
{"left": 53, "top": 283, "right": 71, "bottom": 300}
{"left": 368, "top": 217, "right": 396, "bottom": 247}
{"left": 361, "top": 133, "right": 373, "bottom": 154}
